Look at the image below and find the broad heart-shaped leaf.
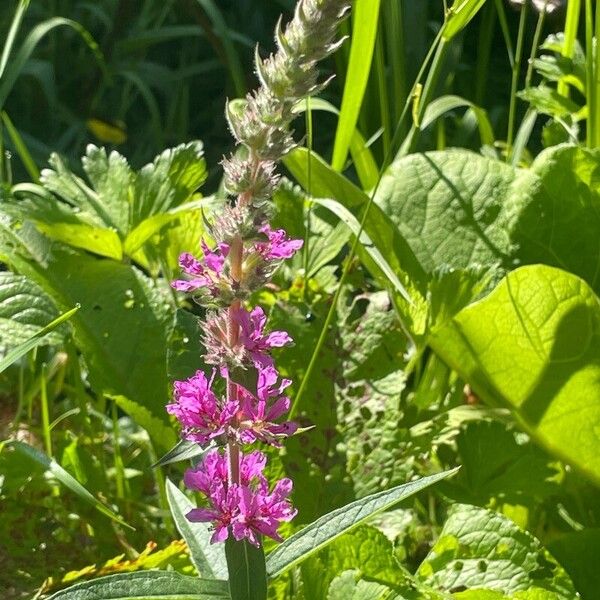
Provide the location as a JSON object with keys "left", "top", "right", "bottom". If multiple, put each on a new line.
{"left": 131, "top": 141, "right": 207, "bottom": 227}
{"left": 166, "top": 478, "right": 228, "bottom": 579}
{"left": 46, "top": 571, "right": 230, "bottom": 599}
{"left": 265, "top": 469, "right": 458, "bottom": 578}
{"left": 0, "top": 222, "right": 176, "bottom": 451}
{"left": 0, "top": 271, "right": 61, "bottom": 352}
{"left": 417, "top": 504, "right": 576, "bottom": 598}
{"left": 7, "top": 440, "right": 130, "bottom": 528}
{"left": 225, "top": 538, "right": 267, "bottom": 600}
{"left": 430, "top": 264, "right": 600, "bottom": 486}
{"left": 374, "top": 145, "right": 600, "bottom": 297}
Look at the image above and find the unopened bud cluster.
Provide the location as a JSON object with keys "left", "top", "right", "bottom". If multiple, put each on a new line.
{"left": 167, "top": 0, "right": 350, "bottom": 548}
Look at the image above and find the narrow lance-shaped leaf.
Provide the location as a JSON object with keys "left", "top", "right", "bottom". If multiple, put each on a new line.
{"left": 266, "top": 468, "right": 458, "bottom": 578}
{"left": 331, "top": 0, "right": 382, "bottom": 171}
{"left": 154, "top": 439, "right": 214, "bottom": 468}
{"left": 5, "top": 440, "right": 132, "bottom": 529}
{"left": 0, "top": 304, "right": 78, "bottom": 373}
{"left": 166, "top": 478, "right": 228, "bottom": 579}
{"left": 226, "top": 538, "right": 267, "bottom": 600}
{"left": 46, "top": 571, "right": 230, "bottom": 600}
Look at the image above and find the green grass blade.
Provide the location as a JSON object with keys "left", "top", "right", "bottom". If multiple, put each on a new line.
{"left": 1, "top": 111, "right": 40, "bottom": 182}
{"left": 5, "top": 440, "right": 133, "bottom": 529}
{"left": 0, "top": 17, "right": 105, "bottom": 111}
{"left": 0, "top": 305, "right": 79, "bottom": 373}
{"left": 442, "top": 0, "right": 487, "bottom": 40}
{"left": 558, "top": 0, "right": 582, "bottom": 96}
{"left": 331, "top": 0, "right": 382, "bottom": 172}
{"left": 195, "top": 0, "right": 246, "bottom": 97}
{"left": 0, "top": 0, "right": 31, "bottom": 79}
{"left": 266, "top": 469, "right": 459, "bottom": 578}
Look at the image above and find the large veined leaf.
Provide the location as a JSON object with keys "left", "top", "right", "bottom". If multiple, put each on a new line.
{"left": 46, "top": 571, "right": 230, "bottom": 600}
{"left": 0, "top": 271, "right": 61, "bottom": 352}
{"left": 265, "top": 469, "right": 457, "bottom": 578}
{"left": 166, "top": 479, "right": 228, "bottom": 579}
{"left": 430, "top": 264, "right": 600, "bottom": 486}
{"left": 374, "top": 145, "right": 600, "bottom": 297}
{"left": 131, "top": 141, "right": 207, "bottom": 226}
{"left": 417, "top": 504, "right": 576, "bottom": 598}
{"left": 0, "top": 222, "right": 176, "bottom": 451}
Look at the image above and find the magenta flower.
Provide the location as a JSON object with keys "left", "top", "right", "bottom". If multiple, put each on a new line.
{"left": 237, "top": 306, "right": 293, "bottom": 366}
{"left": 185, "top": 449, "right": 296, "bottom": 547}
{"left": 232, "top": 478, "right": 297, "bottom": 546}
{"left": 171, "top": 241, "right": 230, "bottom": 294}
{"left": 166, "top": 370, "right": 238, "bottom": 444}
{"left": 256, "top": 224, "right": 303, "bottom": 260}
{"left": 237, "top": 365, "right": 297, "bottom": 445}
{"left": 184, "top": 449, "right": 268, "bottom": 494}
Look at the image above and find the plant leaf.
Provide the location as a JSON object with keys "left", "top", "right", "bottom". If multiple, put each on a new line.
{"left": 265, "top": 469, "right": 458, "bottom": 578}
{"left": 166, "top": 478, "right": 228, "bottom": 579}
{"left": 417, "top": 503, "right": 576, "bottom": 598}
{"left": 225, "top": 538, "right": 267, "bottom": 600}
{"left": 154, "top": 439, "right": 212, "bottom": 468}
{"left": 331, "top": 0, "right": 382, "bottom": 172}
{"left": 46, "top": 571, "right": 230, "bottom": 600}
{"left": 0, "top": 304, "right": 77, "bottom": 373}
{"left": 5, "top": 440, "right": 131, "bottom": 529}
{"left": 430, "top": 264, "right": 600, "bottom": 486}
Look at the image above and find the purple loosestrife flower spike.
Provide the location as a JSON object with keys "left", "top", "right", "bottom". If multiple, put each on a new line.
{"left": 167, "top": 0, "right": 350, "bottom": 548}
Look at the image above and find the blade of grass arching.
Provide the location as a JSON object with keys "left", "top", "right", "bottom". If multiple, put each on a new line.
{"left": 332, "top": 0, "right": 382, "bottom": 171}
{"left": 558, "top": 0, "right": 582, "bottom": 97}
{"left": 4, "top": 440, "right": 133, "bottom": 529}
{"left": 442, "top": 0, "right": 487, "bottom": 40}
{"left": 118, "top": 70, "right": 164, "bottom": 148}
{"left": 0, "top": 17, "right": 105, "bottom": 111}
{"left": 507, "top": 1, "right": 529, "bottom": 157}
{"left": 1, "top": 111, "right": 39, "bottom": 182}
{"left": 374, "top": 26, "right": 391, "bottom": 157}
{"left": 195, "top": 0, "right": 246, "bottom": 97}
{"left": 293, "top": 97, "right": 379, "bottom": 190}
{"left": 0, "top": 305, "right": 79, "bottom": 374}
{"left": 0, "top": 0, "right": 31, "bottom": 79}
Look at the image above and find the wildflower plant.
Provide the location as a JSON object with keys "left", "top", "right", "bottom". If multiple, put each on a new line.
{"left": 166, "top": 0, "right": 351, "bottom": 590}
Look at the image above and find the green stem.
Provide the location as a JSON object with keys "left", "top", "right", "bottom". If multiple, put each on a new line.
{"left": 40, "top": 363, "right": 52, "bottom": 458}
{"left": 475, "top": 1, "right": 496, "bottom": 105}
{"left": 559, "top": 0, "right": 582, "bottom": 97}
{"left": 593, "top": 0, "right": 600, "bottom": 147}
{"left": 507, "top": 0, "right": 529, "bottom": 156}
{"left": 586, "top": 0, "right": 595, "bottom": 147}
{"left": 374, "top": 25, "right": 391, "bottom": 157}
{"left": 302, "top": 96, "right": 313, "bottom": 295}
{"left": 112, "top": 400, "right": 126, "bottom": 500}
{"left": 525, "top": 3, "right": 547, "bottom": 88}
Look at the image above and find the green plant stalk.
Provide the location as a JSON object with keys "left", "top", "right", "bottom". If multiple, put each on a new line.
{"left": 507, "top": 1, "right": 529, "bottom": 156}
{"left": 1, "top": 111, "right": 40, "bottom": 182}
{"left": 40, "top": 363, "right": 52, "bottom": 458}
{"left": 146, "top": 441, "right": 176, "bottom": 538}
{"left": 525, "top": 3, "right": 547, "bottom": 88}
{"left": 0, "top": 0, "right": 30, "bottom": 79}
{"left": 111, "top": 400, "right": 126, "bottom": 500}
{"left": 559, "top": 0, "right": 582, "bottom": 96}
{"left": 302, "top": 96, "right": 313, "bottom": 297}
{"left": 585, "top": 0, "right": 595, "bottom": 147}
{"left": 494, "top": 0, "right": 516, "bottom": 67}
